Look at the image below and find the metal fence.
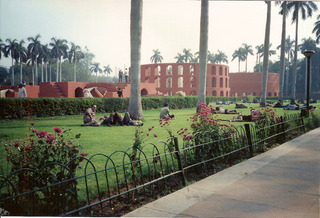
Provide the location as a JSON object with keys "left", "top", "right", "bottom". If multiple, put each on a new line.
{"left": 0, "top": 113, "right": 317, "bottom": 216}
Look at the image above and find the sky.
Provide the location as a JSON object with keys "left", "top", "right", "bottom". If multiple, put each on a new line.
{"left": 1, "top": 0, "right": 320, "bottom": 77}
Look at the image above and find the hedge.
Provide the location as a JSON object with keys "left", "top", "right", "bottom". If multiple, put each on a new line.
{"left": 0, "top": 96, "right": 243, "bottom": 119}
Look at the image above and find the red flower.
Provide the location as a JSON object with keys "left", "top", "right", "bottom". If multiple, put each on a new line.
{"left": 25, "top": 145, "right": 31, "bottom": 150}
{"left": 37, "top": 131, "right": 47, "bottom": 138}
{"left": 30, "top": 122, "right": 34, "bottom": 126}
{"left": 153, "top": 133, "right": 158, "bottom": 138}
{"left": 31, "top": 128, "right": 38, "bottom": 133}
{"left": 46, "top": 133, "right": 55, "bottom": 144}
{"left": 14, "top": 142, "right": 20, "bottom": 148}
{"left": 148, "top": 128, "right": 152, "bottom": 131}
{"left": 6, "top": 156, "right": 10, "bottom": 162}
{"left": 52, "top": 127, "right": 62, "bottom": 135}
{"left": 80, "top": 153, "right": 89, "bottom": 157}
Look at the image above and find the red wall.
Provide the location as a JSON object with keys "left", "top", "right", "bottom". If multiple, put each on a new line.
{"left": 229, "top": 73, "right": 279, "bottom": 97}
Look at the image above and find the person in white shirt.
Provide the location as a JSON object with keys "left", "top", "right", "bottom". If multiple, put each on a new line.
{"left": 18, "top": 82, "right": 27, "bottom": 97}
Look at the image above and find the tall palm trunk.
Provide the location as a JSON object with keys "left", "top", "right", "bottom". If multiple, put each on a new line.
{"left": 292, "top": 13, "right": 299, "bottom": 99}
{"left": 285, "top": 52, "right": 290, "bottom": 96}
{"left": 279, "top": 2, "right": 287, "bottom": 100}
{"left": 56, "top": 60, "right": 59, "bottom": 82}
{"left": 260, "top": 1, "right": 271, "bottom": 106}
{"left": 11, "top": 57, "right": 14, "bottom": 86}
{"left": 128, "top": 0, "right": 143, "bottom": 120}
{"left": 41, "top": 61, "right": 44, "bottom": 82}
{"left": 45, "top": 63, "right": 48, "bottom": 82}
{"left": 35, "top": 62, "right": 38, "bottom": 85}
{"left": 20, "top": 64, "right": 22, "bottom": 83}
{"left": 31, "top": 65, "right": 34, "bottom": 85}
{"left": 74, "top": 61, "right": 77, "bottom": 82}
{"left": 198, "top": 0, "right": 208, "bottom": 105}
{"left": 238, "top": 59, "right": 241, "bottom": 72}
{"left": 59, "top": 57, "right": 62, "bottom": 82}
{"left": 49, "top": 64, "right": 52, "bottom": 82}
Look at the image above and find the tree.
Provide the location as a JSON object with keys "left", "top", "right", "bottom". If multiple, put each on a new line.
{"left": 278, "top": 1, "right": 287, "bottom": 101}
{"left": 241, "top": 43, "right": 253, "bottom": 72}
{"left": 207, "top": 51, "right": 216, "bottom": 63}
{"left": 286, "top": 1, "right": 318, "bottom": 99}
{"left": 50, "top": 38, "right": 68, "bottom": 82}
{"left": 68, "top": 42, "right": 84, "bottom": 82}
{"left": 0, "top": 39, "right": 5, "bottom": 60}
{"left": 174, "top": 53, "right": 184, "bottom": 63}
{"left": 198, "top": 0, "right": 209, "bottom": 105}
{"left": 260, "top": 1, "right": 271, "bottom": 107}
{"left": 90, "top": 62, "right": 102, "bottom": 82}
{"left": 16, "top": 40, "right": 28, "bottom": 83}
{"left": 150, "top": 49, "right": 163, "bottom": 64}
{"left": 232, "top": 47, "right": 246, "bottom": 72}
{"left": 182, "top": 48, "right": 193, "bottom": 63}
{"left": 215, "top": 50, "right": 228, "bottom": 64}
{"left": 260, "top": 43, "right": 276, "bottom": 58}
{"left": 299, "top": 37, "right": 317, "bottom": 52}
{"left": 191, "top": 51, "right": 199, "bottom": 63}
{"left": 103, "top": 65, "right": 112, "bottom": 76}
{"left": 4, "top": 38, "right": 19, "bottom": 86}
{"left": 27, "top": 34, "right": 42, "bottom": 85}
{"left": 313, "top": 14, "right": 320, "bottom": 43}
{"left": 255, "top": 44, "right": 264, "bottom": 72}
{"left": 128, "top": 0, "right": 143, "bottom": 120}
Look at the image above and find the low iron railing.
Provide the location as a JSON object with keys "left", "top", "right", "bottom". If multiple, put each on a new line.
{"left": 0, "top": 113, "right": 317, "bottom": 216}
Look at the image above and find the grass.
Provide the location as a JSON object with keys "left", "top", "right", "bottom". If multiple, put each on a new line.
{"left": 1, "top": 102, "right": 317, "bottom": 167}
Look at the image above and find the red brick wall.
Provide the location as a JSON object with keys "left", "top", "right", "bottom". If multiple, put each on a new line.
{"left": 229, "top": 73, "right": 279, "bottom": 97}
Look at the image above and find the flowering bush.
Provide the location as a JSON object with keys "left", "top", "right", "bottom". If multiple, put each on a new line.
{"left": 2, "top": 123, "right": 86, "bottom": 215}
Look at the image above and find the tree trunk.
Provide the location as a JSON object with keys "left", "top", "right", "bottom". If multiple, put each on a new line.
{"left": 45, "top": 63, "right": 48, "bottom": 82}
{"left": 35, "top": 62, "right": 38, "bottom": 85}
{"left": 41, "top": 61, "right": 44, "bottom": 82}
{"left": 56, "top": 61, "right": 59, "bottom": 82}
{"left": 74, "top": 61, "right": 77, "bottom": 82}
{"left": 279, "top": 2, "right": 286, "bottom": 100}
{"left": 20, "top": 62, "right": 23, "bottom": 83}
{"left": 49, "top": 64, "right": 52, "bottom": 82}
{"left": 128, "top": 0, "right": 143, "bottom": 120}
{"left": 260, "top": 2, "right": 271, "bottom": 106}
{"left": 59, "top": 58, "right": 62, "bottom": 82}
{"left": 197, "top": 0, "right": 208, "bottom": 105}
{"left": 11, "top": 57, "right": 14, "bottom": 86}
{"left": 292, "top": 14, "right": 299, "bottom": 99}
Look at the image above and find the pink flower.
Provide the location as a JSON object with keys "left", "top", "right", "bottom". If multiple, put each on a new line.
{"left": 152, "top": 126, "right": 154, "bottom": 128}
{"left": 31, "top": 128, "right": 38, "bottom": 133}
{"left": 25, "top": 145, "right": 31, "bottom": 150}
{"left": 37, "top": 131, "right": 47, "bottom": 138}
{"left": 153, "top": 133, "right": 158, "bottom": 138}
{"left": 46, "top": 133, "right": 55, "bottom": 144}
{"left": 30, "top": 122, "right": 34, "bottom": 126}
{"left": 52, "top": 127, "right": 62, "bottom": 135}
{"left": 14, "top": 142, "right": 20, "bottom": 148}
{"left": 148, "top": 128, "right": 152, "bottom": 131}
{"left": 80, "top": 153, "right": 89, "bottom": 157}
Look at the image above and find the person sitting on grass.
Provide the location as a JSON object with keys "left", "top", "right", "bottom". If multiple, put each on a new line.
{"left": 83, "top": 104, "right": 101, "bottom": 126}
{"left": 235, "top": 103, "right": 248, "bottom": 108}
{"left": 273, "top": 99, "right": 283, "bottom": 108}
{"left": 160, "top": 103, "right": 174, "bottom": 119}
{"left": 215, "top": 107, "right": 239, "bottom": 114}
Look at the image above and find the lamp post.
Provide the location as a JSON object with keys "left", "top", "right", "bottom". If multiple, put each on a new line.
{"left": 302, "top": 50, "right": 315, "bottom": 116}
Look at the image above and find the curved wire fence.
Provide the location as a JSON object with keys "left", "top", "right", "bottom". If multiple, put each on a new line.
{"left": 0, "top": 113, "right": 318, "bottom": 216}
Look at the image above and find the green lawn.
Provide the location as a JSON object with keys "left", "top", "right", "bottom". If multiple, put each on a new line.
{"left": 1, "top": 102, "right": 314, "bottom": 173}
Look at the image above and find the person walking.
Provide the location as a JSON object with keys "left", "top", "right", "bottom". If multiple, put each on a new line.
{"left": 18, "top": 82, "right": 27, "bottom": 97}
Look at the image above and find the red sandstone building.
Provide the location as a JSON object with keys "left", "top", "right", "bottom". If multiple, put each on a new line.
{"left": 0, "top": 63, "right": 279, "bottom": 98}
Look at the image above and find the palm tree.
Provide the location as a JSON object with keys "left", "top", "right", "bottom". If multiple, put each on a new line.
{"left": 260, "top": 43, "right": 276, "bottom": 58}
{"left": 255, "top": 44, "right": 264, "bottom": 72}
{"left": 27, "top": 34, "right": 42, "bottom": 85}
{"left": 4, "top": 38, "right": 19, "bottom": 85}
{"left": 50, "top": 38, "right": 68, "bottom": 82}
{"left": 191, "top": 51, "right": 199, "bottom": 63}
{"left": 103, "top": 65, "right": 112, "bottom": 76}
{"left": 90, "top": 62, "right": 102, "bottom": 82}
{"left": 16, "top": 40, "right": 28, "bottom": 83}
{"left": 198, "top": 0, "right": 209, "bottom": 105}
{"left": 278, "top": 1, "right": 287, "bottom": 101}
{"left": 232, "top": 47, "right": 246, "bottom": 72}
{"left": 0, "top": 39, "right": 5, "bottom": 60}
{"left": 41, "top": 44, "right": 51, "bottom": 82}
{"left": 150, "top": 49, "right": 163, "bottom": 64}
{"left": 299, "top": 37, "right": 317, "bottom": 52}
{"left": 215, "top": 50, "right": 228, "bottom": 64}
{"left": 128, "top": 0, "right": 143, "bottom": 120}
{"left": 207, "top": 51, "right": 216, "bottom": 63}
{"left": 174, "top": 53, "right": 184, "bottom": 63}
{"left": 241, "top": 43, "right": 253, "bottom": 72}
{"left": 182, "top": 48, "right": 193, "bottom": 63}
{"left": 286, "top": 1, "right": 318, "bottom": 99}
{"left": 68, "top": 42, "right": 84, "bottom": 82}
{"left": 260, "top": 1, "right": 271, "bottom": 107}
{"left": 313, "top": 14, "right": 320, "bottom": 43}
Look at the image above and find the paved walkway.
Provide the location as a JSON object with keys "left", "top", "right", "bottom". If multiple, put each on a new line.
{"left": 124, "top": 128, "right": 320, "bottom": 217}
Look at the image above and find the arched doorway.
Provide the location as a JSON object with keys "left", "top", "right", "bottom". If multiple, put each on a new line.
{"left": 75, "top": 87, "right": 84, "bottom": 97}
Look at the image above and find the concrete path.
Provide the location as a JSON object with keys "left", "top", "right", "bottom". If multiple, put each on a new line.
{"left": 124, "top": 128, "right": 320, "bottom": 217}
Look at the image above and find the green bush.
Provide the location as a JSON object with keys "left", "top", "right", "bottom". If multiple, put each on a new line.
{"left": 0, "top": 96, "right": 245, "bottom": 119}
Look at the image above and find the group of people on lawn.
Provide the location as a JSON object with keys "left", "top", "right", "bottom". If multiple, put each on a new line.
{"left": 83, "top": 98, "right": 317, "bottom": 126}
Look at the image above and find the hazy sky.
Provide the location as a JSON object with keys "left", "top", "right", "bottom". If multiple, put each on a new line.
{"left": 1, "top": 0, "right": 319, "bottom": 77}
